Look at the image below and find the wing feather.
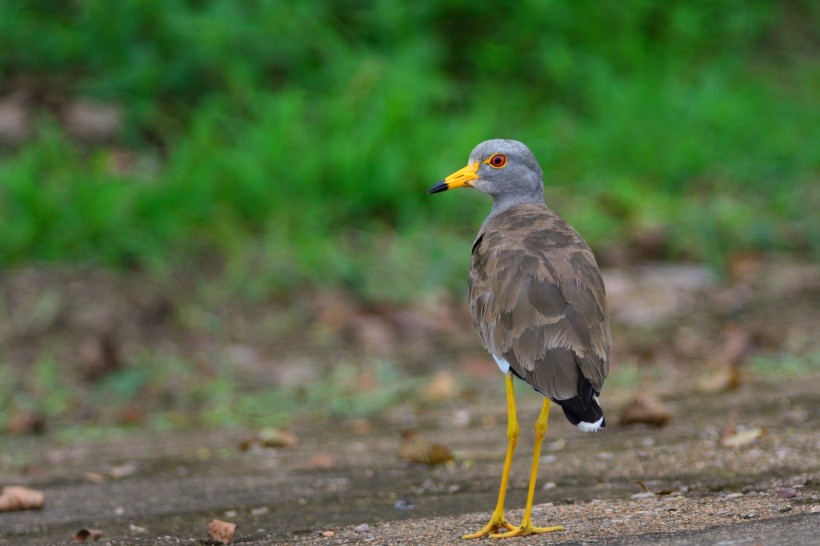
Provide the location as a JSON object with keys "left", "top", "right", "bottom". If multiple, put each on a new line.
{"left": 469, "top": 203, "right": 610, "bottom": 399}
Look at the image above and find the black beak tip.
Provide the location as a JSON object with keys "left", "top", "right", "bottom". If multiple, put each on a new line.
{"left": 427, "top": 180, "right": 448, "bottom": 195}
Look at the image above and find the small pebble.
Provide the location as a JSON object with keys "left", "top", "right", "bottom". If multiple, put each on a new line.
{"left": 776, "top": 487, "right": 797, "bottom": 499}
{"left": 810, "top": 505, "right": 820, "bottom": 513}
{"left": 354, "top": 523, "right": 370, "bottom": 533}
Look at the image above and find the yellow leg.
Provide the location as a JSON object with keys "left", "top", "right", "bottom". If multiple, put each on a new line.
{"left": 462, "top": 373, "right": 518, "bottom": 539}
{"left": 491, "top": 398, "right": 564, "bottom": 538}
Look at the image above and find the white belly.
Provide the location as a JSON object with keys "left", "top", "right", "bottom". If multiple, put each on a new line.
{"left": 491, "top": 354, "right": 511, "bottom": 373}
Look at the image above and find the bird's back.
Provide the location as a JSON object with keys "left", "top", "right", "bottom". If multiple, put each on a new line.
{"left": 469, "top": 203, "right": 610, "bottom": 422}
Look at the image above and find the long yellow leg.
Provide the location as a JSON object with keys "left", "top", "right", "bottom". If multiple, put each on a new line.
{"left": 491, "top": 398, "right": 564, "bottom": 538}
{"left": 462, "top": 373, "right": 518, "bottom": 539}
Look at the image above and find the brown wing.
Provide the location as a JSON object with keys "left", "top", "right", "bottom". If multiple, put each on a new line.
{"left": 468, "top": 203, "right": 610, "bottom": 400}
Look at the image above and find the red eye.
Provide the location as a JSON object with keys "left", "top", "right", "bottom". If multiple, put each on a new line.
{"left": 488, "top": 153, "right": 507, "bottom": 168}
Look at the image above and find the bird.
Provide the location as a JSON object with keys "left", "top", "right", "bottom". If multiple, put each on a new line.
{"left": 427, "top": 139, "right": 610, "bottom": 539}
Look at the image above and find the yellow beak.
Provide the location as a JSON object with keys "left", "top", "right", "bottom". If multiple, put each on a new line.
{"left": 427, "top": 163, "right": 480, "bottom": 194}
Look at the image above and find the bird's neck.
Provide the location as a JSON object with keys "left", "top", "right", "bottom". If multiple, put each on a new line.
{"left": 485, "top": 189, "right": 545, "bottom": 225}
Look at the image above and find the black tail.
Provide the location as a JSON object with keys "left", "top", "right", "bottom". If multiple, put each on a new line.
{"left": 557, "top": 395, "right": 605, "bottom": 430}
{"left": 557, "top": 376, "right": 605, "bottom": 431}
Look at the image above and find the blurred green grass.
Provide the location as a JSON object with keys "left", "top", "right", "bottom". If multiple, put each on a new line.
{"left": 3, "top": 1, "right": 819, "bottom": 434}
{"left": 1, "top": 0, "right": 818, "bottom": 303}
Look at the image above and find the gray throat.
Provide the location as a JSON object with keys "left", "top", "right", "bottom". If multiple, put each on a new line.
{"left": 481, "top": 189, "right": 545, "bottom": 231}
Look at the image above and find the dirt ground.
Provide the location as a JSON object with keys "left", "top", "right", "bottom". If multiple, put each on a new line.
{"left": 1, "top": 369, "right": 818, "bottom": 545}
{"left": 1, "top": 259, "right": 819, "bottom": 545}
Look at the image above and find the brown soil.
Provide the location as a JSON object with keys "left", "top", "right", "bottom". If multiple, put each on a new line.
{"left": 1, "top": 258, "right": 818, "bottom": 545}
{"left": 1, "top": 370, "right": 818, "bottom": 545}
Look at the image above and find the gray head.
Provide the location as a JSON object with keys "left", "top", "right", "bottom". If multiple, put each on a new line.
{"left": 428, "top": 139, "right": 544, "bottom": 215}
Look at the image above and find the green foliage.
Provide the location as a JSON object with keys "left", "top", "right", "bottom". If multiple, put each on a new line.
{"left": 0, "top": 1, "right": 818, "bottom": 300}
{"left": 0, "top": 351, "right": 418, "bottom": 432}
{"left": 747, "top": 351, "right": 820, "bottom": 376}
{"left": 0, "top": 356, "right": 73, "bottom": 431}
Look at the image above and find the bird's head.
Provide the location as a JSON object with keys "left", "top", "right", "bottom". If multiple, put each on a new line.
{"left": 428, "top": 139, "right": 544, "bottom": 205}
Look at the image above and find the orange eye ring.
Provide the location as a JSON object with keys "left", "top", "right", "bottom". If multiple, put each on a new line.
{"left": 487, "top": 153, "right": 507, "bottom": 168}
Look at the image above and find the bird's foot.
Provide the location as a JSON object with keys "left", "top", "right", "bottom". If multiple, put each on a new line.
{"left": 462, "top": 511, "right": 514, "bottom": 539}
{"left": 490, "top": 517, "right": 563, "bottom": 538}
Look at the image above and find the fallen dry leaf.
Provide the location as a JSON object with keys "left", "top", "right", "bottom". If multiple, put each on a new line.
{"left": 117, "top": 403, "right": 144, "bottom": 426}
{"left": 423, "top": 370, "right": 458, "bottom": 401}
{"left": 301, "top": 451, "right": 336, "bottom": 470}
{"left": 633, "top": 480, "right": 678, "bottom": 497}
{"left": 128, "top": 523, "right": 148, "bottom": 534}
{"left": 108, "top": 462, "right": 137, "bottom": 479}
{"left": 348, "top": 418, "right": 372, "bottom": 434}
{"left": 207, "top": 519, "right": 237, "bottom": 544}
{"left": 697, "top": 367, "right": 743, "bottom": 394}
{"left": 398, "top": 431, "right": 453, "bottom": 465}
{"left": 5, "top": 411, "right": 46, "bottom": 435}
{"left": 75, "top": 528, "right": 103, "bottom": 542}
{"left": 619, "top": 394, "right": 672, "bottom": 427}
{"left": 240, "top": 427, "right": 298, "bottom": 450}
{"left": 0, "top": 485, "right": 45, "bottom": 511}
{"left": 727, "top": 252, "right": 763, "bottom": 283}
{"left": 84, "top": 472, "right": 105, "bottom": 484}
{"left": 721, "top": 427, "right": 766, "bottom": 448}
